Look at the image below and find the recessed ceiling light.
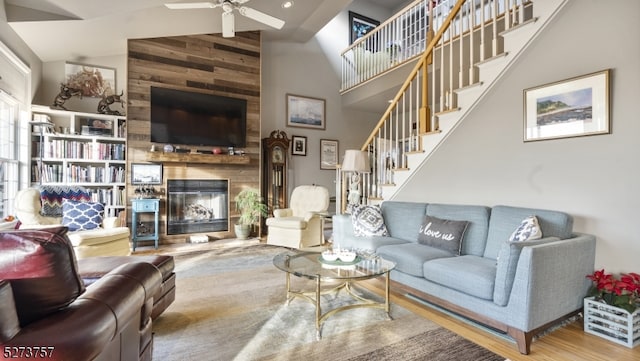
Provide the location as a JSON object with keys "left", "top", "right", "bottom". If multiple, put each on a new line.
{"left": 282, "top": 1, "right": 294, "bottom": 9}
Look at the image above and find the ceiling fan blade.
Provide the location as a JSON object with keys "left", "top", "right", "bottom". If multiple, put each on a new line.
{"left": 238, "top": 6, "right": 285, "bottom": 29}
{"left": 222, "top": 11, "right": 235, "bottom": 38}
{"left": 165, "top": 2, "right": 218, "bottom": 10}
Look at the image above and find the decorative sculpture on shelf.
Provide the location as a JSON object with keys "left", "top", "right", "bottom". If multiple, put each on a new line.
{"left": 97, "top": 90, "right": 125, "bottom": 115}
{"left": 51, "top": 83, "right": 82, "bottom": 110}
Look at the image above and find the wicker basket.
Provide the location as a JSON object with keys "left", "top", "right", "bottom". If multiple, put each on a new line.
{"left": 584, "top": 297, "right": 640, "bottom": 348}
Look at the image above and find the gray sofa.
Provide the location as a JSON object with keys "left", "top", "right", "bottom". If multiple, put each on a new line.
{"left": 332, "top": 201, "right": 596, "bottom": 354}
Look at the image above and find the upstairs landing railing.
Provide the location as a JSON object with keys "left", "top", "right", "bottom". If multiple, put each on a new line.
{"left": 338, "top": 0, "right": 531, "bottom": 212}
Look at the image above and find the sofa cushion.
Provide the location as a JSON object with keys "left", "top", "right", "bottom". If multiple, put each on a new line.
{"left": 509, "top": 215, "right": 542, "bottom": 242}
{"left": 377, "top": 243, "right": 453, "bottom": 277}
{"left": 426, "top": 204, "right": 491, "bottom": 256}
{"left": 381, "top": 201, "right": 427, "bottom": 242}
{"left": 483, "top": 205, "right": 574, "bottom": 260}
{"left": 351, "top": 205, "right": 388, "bottom": 236}
{"left": 0, "top": 227, "right": 85, "bottom": 326}
{"left": 39, "top": 186, "right": 90, "bottom": 217}
{"left": 417, "top": 215, "right": 468, "bottom": 255}
{"left": 423, "top": 255, "right": 497, "bottom": 300}
{"left": 337, "top": 235, "right": 409, "bottom": 252}
{"left": 493, "top": 236, "right": 559, "bottom": 306}
{"left": 62, "top": 199, "right": 104, "bottom": 231}
{"left": 266, "top": 216, "right": 308, "bottom": 229}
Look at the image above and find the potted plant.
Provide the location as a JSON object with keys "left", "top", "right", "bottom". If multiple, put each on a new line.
{"left": 584, "top": 269, "right": 640, "bottom": 348}
{"left": 234, "top": 188, "right": 267, "bottom": 240}
{"left": 586, "top": 269, "right": 640, "bottom": 313}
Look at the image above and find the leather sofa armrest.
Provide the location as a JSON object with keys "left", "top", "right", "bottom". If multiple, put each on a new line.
{"left": 2, "top": 298, "right": 118, "bottom": 361}
{"left": 86, "top": 263, "right": 162, "bottom": 309}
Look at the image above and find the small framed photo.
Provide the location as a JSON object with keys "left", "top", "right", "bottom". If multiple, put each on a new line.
{"left": 131, "top": 163, "right": 163, "bottom": 185}
{"left": 286, "top": 94, "right": 326, "bottom": 130}
{"left": 320, "top": 139, "right": 339, "bottom": 170}
{"left": 65, "top": 62, "right": 116, "bottom": 98}
{"left": 291, "top": 135, "right": 307, "bottom": 156}
{"left": 349, "top": 11, "right": 380, "bottom": 44}
{"left": 523, "top": 69, "right": 610, "bottom": 142}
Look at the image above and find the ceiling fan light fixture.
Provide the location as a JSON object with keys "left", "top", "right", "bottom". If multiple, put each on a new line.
{"left": 221, "top": 2, "right": 233, "bottom": 13}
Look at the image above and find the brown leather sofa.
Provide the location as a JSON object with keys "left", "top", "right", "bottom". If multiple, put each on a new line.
{"left": 0, "top": 227, "right": 174, "bottom": 361}
{"left": 77, "top": 255, "right": 176, "bottom": 320}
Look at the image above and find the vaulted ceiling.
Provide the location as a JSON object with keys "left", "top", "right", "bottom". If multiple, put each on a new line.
{"left": 5, "top": 0, "right": 408, "bottom": 62}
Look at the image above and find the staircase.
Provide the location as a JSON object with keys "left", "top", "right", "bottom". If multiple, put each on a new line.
{"left": 338, "top": 0, "right": 569, "bottom": 211}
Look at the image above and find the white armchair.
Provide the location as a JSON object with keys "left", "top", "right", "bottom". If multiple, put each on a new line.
{"left": 266, "top": 185, "right": 329, "bottom": 249}
{"left": 14, "top": 188, "right": 131, "bottom": 259}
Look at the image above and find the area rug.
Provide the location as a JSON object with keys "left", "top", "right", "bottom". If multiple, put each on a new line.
{"left": 152, "top": 243, "right": 505, "bottom": 361}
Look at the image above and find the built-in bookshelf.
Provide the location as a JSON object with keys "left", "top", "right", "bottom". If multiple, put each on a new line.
{"left": 30, "top": 105, "right": 127, "bottom": 216}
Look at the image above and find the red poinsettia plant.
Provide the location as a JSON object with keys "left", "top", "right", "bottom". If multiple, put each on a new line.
{"left": 586, "top": 269, "right": 640, "bottom": 313}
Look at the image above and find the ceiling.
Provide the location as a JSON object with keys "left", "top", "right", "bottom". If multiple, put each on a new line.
{"left": 5, "top": 0, "right": 409, "bottom": 63}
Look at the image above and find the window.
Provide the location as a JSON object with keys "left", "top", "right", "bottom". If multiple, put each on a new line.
{"left": 0, "top": 94, "right": 20, "bottom": 217}
{"left": 0, "top": 40, "right": 31, "bottom": 219}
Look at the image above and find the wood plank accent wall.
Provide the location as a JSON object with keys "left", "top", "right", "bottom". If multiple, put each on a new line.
{"left": 127, "top": 31, "right": 261, "bottom": 244}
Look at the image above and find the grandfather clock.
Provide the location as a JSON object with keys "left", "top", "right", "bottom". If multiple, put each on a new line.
{"left": 262, "top": 130, "right": 290, "bottom": 234}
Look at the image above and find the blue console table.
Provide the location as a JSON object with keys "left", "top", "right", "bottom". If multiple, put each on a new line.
{"left": 131, "top": 198, "right": 160, "bottom": 251}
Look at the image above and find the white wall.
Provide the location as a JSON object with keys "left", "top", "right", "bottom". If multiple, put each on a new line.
{"left": 261, "top": 0, "right": 396, "bottom": 200}
{"left": 0, "top": 0, "right": 41, "bottom": 101}
{"left": 396, "top": 0, "right": 640, "bottom": 273}
{"left": 35, "top": 55, "right": 127, "bottom": 113}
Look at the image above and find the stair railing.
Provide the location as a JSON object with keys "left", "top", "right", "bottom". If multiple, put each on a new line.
{"left": 339, "top": 0, "right": 529, "bottom": 212}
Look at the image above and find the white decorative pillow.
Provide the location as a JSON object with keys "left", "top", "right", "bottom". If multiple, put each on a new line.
{"left": 62, "top": 199, "right": 104, "bottom": 231}
{"left": 351, "top": 205, "right": 388, "bottom": 237}
{"left": 509, "top": 215, "right": 542, "bottom": 242}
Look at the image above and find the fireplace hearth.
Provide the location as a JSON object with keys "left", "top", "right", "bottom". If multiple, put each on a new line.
{"left": 167, "top": 179, "right": 228, "bottom": 235}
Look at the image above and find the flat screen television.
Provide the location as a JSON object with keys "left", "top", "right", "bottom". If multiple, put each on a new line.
{"left": 150, "top": 86, "right": 247, "bottom": 148}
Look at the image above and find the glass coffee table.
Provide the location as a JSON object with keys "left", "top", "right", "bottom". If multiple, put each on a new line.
{"left": 272, "top": 251, "right": 396, "bottom": 340}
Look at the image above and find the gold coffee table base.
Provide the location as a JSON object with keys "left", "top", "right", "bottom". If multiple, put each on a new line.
{"left": 284, "top": 270, "right": 393, "bottom": 340}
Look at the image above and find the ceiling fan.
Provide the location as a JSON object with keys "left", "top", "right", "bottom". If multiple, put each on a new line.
{"left": 165, "top": 1, "right": 285, "bottom": 38}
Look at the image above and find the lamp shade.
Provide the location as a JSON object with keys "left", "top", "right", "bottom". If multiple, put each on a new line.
{"left": 341, "top": 150, "right": 370, "bottom": 173}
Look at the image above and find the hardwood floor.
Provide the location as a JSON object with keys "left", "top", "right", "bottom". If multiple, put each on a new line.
{"left": 364, "top": 280, "right": 639, "bottom": 361}
{"left": 136, "top": 240, "right": 639, "bottom": 361}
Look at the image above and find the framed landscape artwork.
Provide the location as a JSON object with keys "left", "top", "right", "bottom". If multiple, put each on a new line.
{"left": 349, "top": 11, "right": 380, "bottom": 44}
{"left": 131, "top": 163, "right": 163, "bottom": 185}
{"left": 291, "top": 135, "right": 307, "bottom": 156}
{"left": 523, "top": 69, "right": 610, "bottom": 142}
{"left": 320, "top": 139, "right": 338, "bottom": 170}
{"left": 286, "top": 94, "right": 326, "bottom": 130}
{"left": 65, "top": 62, "right": 116, "bottom": 98}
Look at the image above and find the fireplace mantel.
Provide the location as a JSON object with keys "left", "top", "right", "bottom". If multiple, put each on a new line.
{"left": 145, "top": 152, "right": 251, "bottom": 165}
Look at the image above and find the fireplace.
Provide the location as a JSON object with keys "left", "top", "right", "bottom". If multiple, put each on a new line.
{"left": 167, "top": 179, "right": 228, "bottom": 235}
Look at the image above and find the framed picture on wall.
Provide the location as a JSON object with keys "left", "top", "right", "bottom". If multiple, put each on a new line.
{"left": 320, "top": 139, "right": 338, "bottom": 170}
{"left": 292, "top": 135, "right": 307, "bottom": 156}
{"left": 349, "top": 11, "right": 380, "bottom": 44}
{"left": 523, "top": 69, "right": 610, "bottom": 142}
{"left": 131, "top": 163, "right": 163, "bottom": 185}
{"left": 286, "top": 94, "right": 326, "bottom": 130}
